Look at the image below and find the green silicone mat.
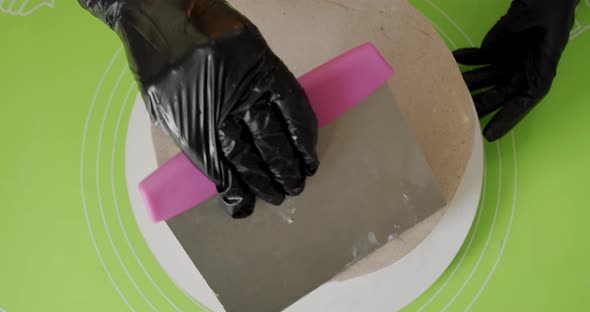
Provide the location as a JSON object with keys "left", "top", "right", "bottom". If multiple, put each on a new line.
{"left": 1, "top": 1, "right": 589, "bottom": 311}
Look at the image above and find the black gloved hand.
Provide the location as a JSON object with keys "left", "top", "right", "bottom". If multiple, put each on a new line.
{"left": 453, "top": 0, "right": 579, "bottom": 141}
{"left": 79, "top": 0, "right": 319, "bottom": 218}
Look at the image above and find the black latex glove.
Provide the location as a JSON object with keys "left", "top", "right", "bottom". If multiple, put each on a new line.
{"left": 453, "top": 0, "right": 579, "bottom": 141}
{"left": 79, "top": 0, "right": 319, "bottom": 218}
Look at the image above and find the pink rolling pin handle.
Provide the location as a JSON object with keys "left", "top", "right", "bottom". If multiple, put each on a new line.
{"left": 139, "top": 42, "right": 394, "bottom": 222}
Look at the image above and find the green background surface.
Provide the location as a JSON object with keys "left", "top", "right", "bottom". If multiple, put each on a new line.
{"left": 1, "top": 0, "right": 589, "bottom": 311}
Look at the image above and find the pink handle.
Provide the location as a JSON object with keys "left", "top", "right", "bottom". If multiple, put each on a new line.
{"left": 139, "top": 42, "right": 394, "bottom": 222}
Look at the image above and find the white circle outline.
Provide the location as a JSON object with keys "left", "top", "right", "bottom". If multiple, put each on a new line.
{"left": 79, "top": 47, "right": 134, "bottom": 311}
{"left": 465, "top": 134, "right": 518, "bottom": 311}
{"left": 95, "top": 65, "right": 159, "bottom": 311}
{"left": 81, "top": 48, "right": 200, "bottom": 312}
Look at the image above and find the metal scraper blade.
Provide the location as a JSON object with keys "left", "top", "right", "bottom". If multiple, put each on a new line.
{"left": 165, "top": 83, "right": 446, "bottom": 312}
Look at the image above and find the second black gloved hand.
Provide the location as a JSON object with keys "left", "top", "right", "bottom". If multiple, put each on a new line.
{"left": 453, "top": 0, "right": 579, "bottom": 141}
{"left": 79, "top": 0, "right": 319, "bottom": 218}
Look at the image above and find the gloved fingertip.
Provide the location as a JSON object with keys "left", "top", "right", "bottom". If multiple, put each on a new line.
{"left": 218, "top": 179, "right": 257, "bottom": 218}
{"left": 483, "top": 125, "right": 504, "bottom": 142}
{"left": 452, "top": 48, "right": 475, "bottom": 58}
{"left": 248, "top": 180, "right": 286, "bottom": 205}
{"left": 222, "top": 193, "right": 255, "bottom": 219}
{"left": 452, "top": 48, "right": 490, "bottom": 65}
{"left": 304, "top": 159, "right": 320, "bottom": 176}
{"left": 226, "top": 204, "right": 255, "bottom": 219}
{"left": 452, "top": 48, "right": 474, "bottom": 55}
{"left": 265, "top": 192, "right": 286, "bottom": 206}
{"left": 284, "top": 178, "right": 306, "bottom": 197}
